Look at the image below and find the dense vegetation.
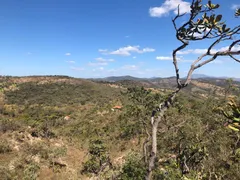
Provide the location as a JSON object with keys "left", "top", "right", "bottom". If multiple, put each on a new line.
{"left": 0, "top": 76, "right": 239, "bottom": 179}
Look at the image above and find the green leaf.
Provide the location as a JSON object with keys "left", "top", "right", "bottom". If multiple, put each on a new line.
{"left": 235, "top": 9, "right": 240, "bottom": 17}
{"left": 197, "top": 19, "right": 203, "bottom": 24}
{"left": 215, "top": 4, "right": 220, "bottom": 8}
{"left": 225, "top": 28, "right": 230, "bottom": 32}
{"left": 215, "top": 15, "right": 222, "bottom": 22}
{"left": 210, "top": 15, "right": 214, "bottom": 22}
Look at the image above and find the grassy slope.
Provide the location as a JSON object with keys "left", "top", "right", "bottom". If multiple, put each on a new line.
{"left": 0, "top": 76, "right": 240, "bottom": 179}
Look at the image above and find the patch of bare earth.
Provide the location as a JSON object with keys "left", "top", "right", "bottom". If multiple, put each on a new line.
{"left": 38, "top": 144, "right": 86, "bottom": 180}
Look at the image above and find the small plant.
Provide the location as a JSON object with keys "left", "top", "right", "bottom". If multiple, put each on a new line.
{"left": 23, "top": 162, "right": 40, "bottom": 180}
{"left": 82, "top": 139, "right": 112, "bottom": 175}
{"left": 0, "top": 140, "right": 12, "bottom": 153}
{"left": 218, "top": 97, "right": 240, "bottom": 132}
{"left": 119, "top": 152, "right": 146, "bottom": 180}
{"left": 0, "top": 119, "right": 21, "bottom": 133}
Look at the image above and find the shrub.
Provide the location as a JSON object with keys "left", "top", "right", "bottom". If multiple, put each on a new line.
{"left": 0, "top": 119, "right": 21, "bottom": 133}
{"left": 0, "top": 140, "right": 12, "bottom": 153}
{"left": 23, "top": 162, "right": 40, "bottom": 180}
{"left": 120, "top": 152, "right": 146, "bottom": 180}
{"left": 82, "top": 139, "right": 111, "bottom": 175}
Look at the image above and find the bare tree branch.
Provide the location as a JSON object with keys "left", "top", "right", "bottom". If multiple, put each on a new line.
{"left": 146, "top": 1, "right": 240, "bottom": 179}
{"left": 228, "top": 39, "right": 240, "bottom": 63}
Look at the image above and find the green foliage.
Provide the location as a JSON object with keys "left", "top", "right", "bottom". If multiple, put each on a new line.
{"left": 177, "top": 0, "right": 233, "bottom": 40}
{"left": 119, "top": 152, "right": 146, "bottom": 180}
{"left": 218, "top": 97, "right": 240, "bottom": 131}
{"left": 119, "top": 87, "right": 163, "bottom": 139}
{"left": 5, "top": 81, "right": 120, "bottom": 106}
{"left": 177, "top": 144, "right": 208, "bottom": 174}
{"left": 0, "top": 166, "right": 16, "bottom": 180}
{"left": 23, "top": 163, "right": 40, "bottom": 180}
{"left": 235, "top": 8, "right": 240, "bottom": 17}
{"left": 0, "top": 118, "right": 22, "bottom": 133}
{"left": 0, "top": 140, "right": 12, "bottom": 154}
{"left": 82, "top": 139, "right": 111, "bottom": 175}
{"left": 1, "top": 76, "right": 240, "bottom": 179}
{"left": 153, "top": 161, "right": 182, "bottom": 180}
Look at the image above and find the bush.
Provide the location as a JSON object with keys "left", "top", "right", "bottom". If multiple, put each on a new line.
{"left": 23, "top": 162, "right": 40, "bottom": 180}
{"left": 82, "top": 139, "right": 111, "bottom": 175}
{"left": 119, "top": 152, "right": 146, "bottom": 180}
{"left": 0, "top": 140, "right": 12, "bottom": 153}
{"left": 0, "top": 119, "right": 21, "bottom": 133}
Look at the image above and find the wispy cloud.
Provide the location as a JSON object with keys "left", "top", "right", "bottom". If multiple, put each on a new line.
{"left": 177, "top": 49, "right": 209, "bottom": 55}
{"left": 149, "top": 0, "right": 191, "bottom": 17}
{"left": 156, "top": 56, "right": 183, "bottom": 61}
{"left": 88, "top": 62, "right": 108, "bottom": 66}
{"left": 70, "top": 66, "right": 84, "bottom": 71}
{"left": 100, "top": 46, "right": 155, "bottom": 56}
{"left": 27, "top": 52, "right": 32, "bottom": 55}
{"left": 88, "top": 57, "right": 115, "bottom": 66}
{"left": 218, "top": 45, "right": 240, "bottom": 52}
{"left": 210, "top": 60, "right": 223, "bottom": 64}
{"left": 121, "top": 65, "right": 138, "bottom": 70}
{"left": 177, "top": 45, "right": 240, "bottom": 55}
{"left": 156, "top": 55, "right": 224, "bottom": 64}
{"left": 156, "top": 56, "right": 172, "bottom": 60}
{"left": 92, "top": 67, "right": 104, "bottom": 72}
{"left": 231, "top": 4, "right": 240, "bottom": 9}
{"left": 95, "top": 57, "right": 115, "bottom": 62}
{"left": 98, "top": 49, "right": 108, "bottom": 54}
{"left": 65, "top": 53, "right": 71, "bottom": 56}
{"left": 66, "top": 60, "right": 75, "bottom": 64}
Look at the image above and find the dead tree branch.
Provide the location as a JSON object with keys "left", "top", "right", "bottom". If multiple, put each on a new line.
{"left": 146, "top": 1, "right": 240, "bottom": 179}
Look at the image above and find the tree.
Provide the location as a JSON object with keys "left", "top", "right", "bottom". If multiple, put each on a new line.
{"left": 146, "top": 1, "right": 240, "bottom": 179}
{"left": 218, "top": 97, "right": 240, "bottom": 132}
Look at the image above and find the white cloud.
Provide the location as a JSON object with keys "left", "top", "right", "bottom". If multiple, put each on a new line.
{"left": 156, "top": 56, "right": 172, "bottom": 60}
{"left": 107, "top": 69, "right": 117, "bottom": 73}
{"left": 95, "top": 57, "right": 115, "bottom": 62}
{"left": 142, "top": 48, "right": 155, "bottom": 53}
{"left": 218, "top": 45, "right": 240, "bottom": 52}
{"left": 65, "top": 53, "right": 71, "bottom": 56}
{"left": 149, "top": 0, "right": 191, "bottom": 17}
{"left": 88, "top": 62, "right": 108, "bottom": 66}
{"left": 156, "top": 56, "right": 183, "bottom": 61}
{"left": 98, "top": 49, "right": 108, "bottom": 53}
{"left": 210, "top": 60, "right": 223, "bottom": 64}
{"left": 70, "top": 66, "right": 84, "bottom": 71}
{"left": 110, "top": 46, "right": 140, "bottom": 56}
{"left": 93, "top": 67, "right": 104, "bottom": 71}
{"left": 177, "top": 48, "right": 213, "bottom": 55}
{"left": 66, "top": 60, "right": 75, "bottom": 64}
{"left": 88, "top": 57, "right": 115, "bottom": 66}
{"left": 192, "top": 27, "right": 211, "bottom": 38}
{"left": 121, "top": 65, "right": 138, "bottom": 70}
{"left": 231, "top": 4, "right": 240, "bottom": 9}
{"left": 133, "top": 56, "right": 137, "bottom": 59}
{"left": 178, "top": 45, "right": 240, "bottom": 55}
{"left": 101, "top": 46, "right": 155, "bottom": 56}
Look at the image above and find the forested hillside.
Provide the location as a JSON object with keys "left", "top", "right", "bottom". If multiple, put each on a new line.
{"left": 0, "top": 76, "right": 240, "bottom": 179}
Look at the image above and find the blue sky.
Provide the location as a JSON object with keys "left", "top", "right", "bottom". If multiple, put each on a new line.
{"left": 0, "top": 0, "right": 240, "bottom": 78}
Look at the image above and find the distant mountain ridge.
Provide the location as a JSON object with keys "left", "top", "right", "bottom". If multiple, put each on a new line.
{"left": 89, "top": 74, "right": 240, "bottom": 82}
{"left": 89, "top": 75, "right": 147, "bottom": 82}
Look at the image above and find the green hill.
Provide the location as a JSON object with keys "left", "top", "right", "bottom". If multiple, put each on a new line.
{"left": 0, "top": 76, "right": 240, "bottom": 179}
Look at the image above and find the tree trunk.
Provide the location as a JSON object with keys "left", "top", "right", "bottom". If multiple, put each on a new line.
{"left": 146, "top": 116, "right": 161, "bottom": 180}
{"left": 146, "top": 88, "right": 181, "bottom": 180}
